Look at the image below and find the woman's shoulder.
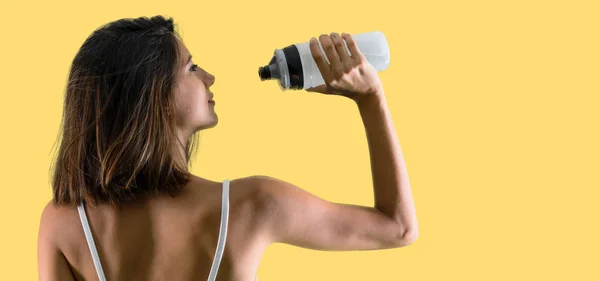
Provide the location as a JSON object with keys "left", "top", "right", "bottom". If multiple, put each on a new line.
{"left": 39, "top": 200, "right": 83, "bottom": 254}
{"left": 189, "top": 174, "right": 270, "bottom": 195}
{"left": 187, "top": 175, "right": 282, "bottom": 217}
{"left": 39, "top": 200, "right": 78, "bottom": 230}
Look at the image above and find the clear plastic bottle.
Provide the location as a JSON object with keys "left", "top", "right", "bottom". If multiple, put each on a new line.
{"left": 258, "top": 31, "right": 390, "bottom": 91}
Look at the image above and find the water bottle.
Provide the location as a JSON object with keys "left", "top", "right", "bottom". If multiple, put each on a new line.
{"left": 258, "top": 31, "right": 390, "bottom": 91}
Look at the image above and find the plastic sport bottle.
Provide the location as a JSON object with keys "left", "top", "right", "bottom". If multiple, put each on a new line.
{"left": 258, "top": 31, "right": 390, "bottom": 91}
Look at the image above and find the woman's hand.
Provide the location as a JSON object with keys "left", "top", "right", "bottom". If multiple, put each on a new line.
{"left": 307, "top": 32, "right": 384, "bottom": 104}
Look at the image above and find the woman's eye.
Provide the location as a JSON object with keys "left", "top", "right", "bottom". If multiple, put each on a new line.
{"left": 190, "top": 64, "right": 198, "bottom": 71}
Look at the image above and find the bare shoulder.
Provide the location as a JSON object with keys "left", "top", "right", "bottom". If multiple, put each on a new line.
{"left": 187, "top": 175, "right": 267, "bottom": 203}
{"left": 198, "top": 175, "right": 284, "bottom": 199}
{"left": 40, "top": 200, "right": 60, "bottom": 223}
{"left": 220, "top": 175, "right": 297, "bottom": 224}
{"left": 232, "top": 175, "right": 295, "bottom": 194}
{"left": 227, "top": 175, "right": 320, "bottom": 230}
{"left": 39, "top": 200, "right": 75, "bottom": 238}
{"left": 234, "top": 175, "right": 319, "bottom": 208}
{"left": 39, "top": 200, "right": 58, "bottom": 240}
{"left": 186, "top": 175, "right": 276, "bottom": 222}
{"left": 227, "top": 175, "right": 298, "bottom": 207}
{"left": 224, "top": 175, "right": 277, "bottom": 210}
{"left": 38, "top": 200, "right": 82, "bottom": 256}
{"left": 38, "top": 200, "right": 78, "bottom": 280}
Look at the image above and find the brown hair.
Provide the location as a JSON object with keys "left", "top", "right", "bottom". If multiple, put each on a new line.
{"left": 49, "top": 15, "right": 199, "bottom": 207}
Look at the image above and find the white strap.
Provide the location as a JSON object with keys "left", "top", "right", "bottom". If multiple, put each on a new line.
{"left": 207, "top": 179, "right": 230, "bottom": 281}
{"left": 77, "top": 202, "right": 108, "bottom": 281}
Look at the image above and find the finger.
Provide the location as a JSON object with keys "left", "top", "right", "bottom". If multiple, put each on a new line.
{"left": 319, "top": 34, "right": 342, "bottom": 71}
{"left": 306, "top": 84, "right": 331, "bottom": 94}
{"left": 309, "top": 37, "right": 331, "bottom": 81}
{"left": 341, "top": 33, "right": 365, "bottom": 62}
{"left": 330, "top": 32, "right": 351, "bottom": 64}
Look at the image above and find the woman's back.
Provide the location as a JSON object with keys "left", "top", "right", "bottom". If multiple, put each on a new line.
{"left": 40, "top": 176, "right": 267, "bottom": 281}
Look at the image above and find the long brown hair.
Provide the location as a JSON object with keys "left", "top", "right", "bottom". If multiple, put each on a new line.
{"left": 50, "top": 15, "right": 199, "bottom": 207}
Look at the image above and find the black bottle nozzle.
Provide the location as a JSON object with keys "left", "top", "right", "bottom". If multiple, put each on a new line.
{"left": 258, "top": 65, "right": 271, "bottom": 80}
{"left": 259, "top": 55, "right": 280, "bottom": 81}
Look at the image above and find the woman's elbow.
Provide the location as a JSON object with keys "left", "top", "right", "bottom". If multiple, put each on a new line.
{"left": 396, "top": 227, "right": 419, "bottom": 247}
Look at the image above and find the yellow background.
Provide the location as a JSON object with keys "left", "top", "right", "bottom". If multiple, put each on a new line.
{"left": 1, "top": 0, "right": 598, "bottom": 280}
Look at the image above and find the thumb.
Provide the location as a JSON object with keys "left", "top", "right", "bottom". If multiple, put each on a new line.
{"left": 306, "top": 84, "right": 331, "bottom": 94}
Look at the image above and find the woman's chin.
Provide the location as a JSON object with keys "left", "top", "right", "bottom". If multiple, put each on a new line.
{"left": 196, "top": 118, "right": 218, "bottom": 131}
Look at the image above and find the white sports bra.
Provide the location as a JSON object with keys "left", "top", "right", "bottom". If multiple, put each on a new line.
{"left": 77, "top": 179, "right": 258, "bottom": 281}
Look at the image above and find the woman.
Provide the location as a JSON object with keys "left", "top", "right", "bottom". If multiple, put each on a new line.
{"left": 38, "top": 15, "right": 418, "bottom": 281}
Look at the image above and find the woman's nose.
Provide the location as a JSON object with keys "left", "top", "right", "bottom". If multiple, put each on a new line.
{"left": 209, "top": 73, "right": 215, "bottom": 85}
{"left": 200, "top": 68, "right": 215, "bottom": 87}
{"left": 206, "top": 73, "right": 215, "bottom": 87}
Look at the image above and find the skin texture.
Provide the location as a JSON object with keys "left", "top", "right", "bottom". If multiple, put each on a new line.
{"left": 38, "top": 33, "right": 418, "bottom": 281}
